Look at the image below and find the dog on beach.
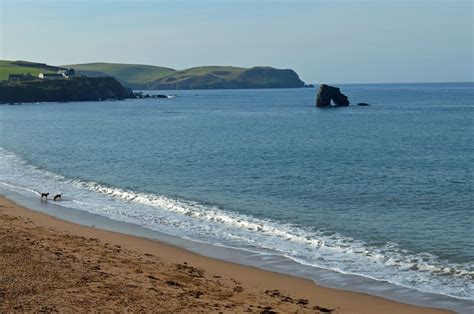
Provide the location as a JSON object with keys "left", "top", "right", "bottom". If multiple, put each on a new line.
{"left": 53, "top": 194, "right": 62, "bottom": 201}
{"left": 41, "top": 192, "right": 49, "bottom": 200}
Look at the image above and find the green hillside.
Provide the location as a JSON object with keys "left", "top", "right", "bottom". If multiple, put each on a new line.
{"left": 64, "top": 62, "right": 176, "bottom": 85}
{"left": 154, "top": 66, "right": 245, "bottom": 83}
{"left": 1, "top": 60, "right": 305, "bottom": 90}
{"left": 146, "top": 66, "right": 305, "bottom": 90}
{"left": 63, "top": 63, "right": 305, "bottom": 89}
{"left": 0, "top": 60, "right": 58, "bottom": 80}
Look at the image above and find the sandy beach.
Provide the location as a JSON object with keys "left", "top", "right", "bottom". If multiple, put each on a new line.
{"left": 0, "top": 196, "right": 451, "bottom": 313}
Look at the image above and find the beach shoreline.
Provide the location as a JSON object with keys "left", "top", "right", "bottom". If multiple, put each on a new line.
{"left": 0, "top": 195, "right": 452, "bottom": 313}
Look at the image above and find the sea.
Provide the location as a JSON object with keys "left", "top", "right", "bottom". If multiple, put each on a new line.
{"left": 0, "top": 83, "right": 473, "bottom": 312}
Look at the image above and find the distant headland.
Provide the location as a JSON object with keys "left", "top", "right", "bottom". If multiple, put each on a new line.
{"left": 65, "top": 62, "right": 306, "bottom": 90}
{"left": 0, "top": 60, "right": 308, "bottom": 103}
{"left": 0, "top": 60, "right": 305, "bottom": 90}
{"left": 0, "top": 60, "right": 309, "bottom": 103}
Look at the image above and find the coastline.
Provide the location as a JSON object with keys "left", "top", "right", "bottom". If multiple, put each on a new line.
{"left": 0, "top": 195, "right": 452, "bottom": 313}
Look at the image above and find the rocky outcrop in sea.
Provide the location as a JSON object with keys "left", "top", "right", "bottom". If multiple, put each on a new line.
{"left": 316, "top": 84, "right": 350, "bottom": 108}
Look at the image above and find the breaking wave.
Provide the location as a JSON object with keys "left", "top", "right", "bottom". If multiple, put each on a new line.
{"left": 0, "top": 147, "right": 472, "bottom": 300}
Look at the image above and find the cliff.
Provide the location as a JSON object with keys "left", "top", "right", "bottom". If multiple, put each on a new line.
{"left": 0, "top": 77, "right": 132, "bottom": 103}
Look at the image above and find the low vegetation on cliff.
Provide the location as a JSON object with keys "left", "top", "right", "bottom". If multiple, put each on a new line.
{"left": 0, "top": 60, "right": 58, "bottom": 80}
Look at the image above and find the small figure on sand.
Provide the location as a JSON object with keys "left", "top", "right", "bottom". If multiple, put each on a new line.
{"left": 53, "top": 194, "right": 62, "bottom": 201}
{"left": 41, "top": 192, "right": 49, "bottom": 200}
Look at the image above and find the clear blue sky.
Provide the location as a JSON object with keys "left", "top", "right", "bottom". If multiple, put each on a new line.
{"left": 0, "top": 0, "right": 472, "bottom": 83}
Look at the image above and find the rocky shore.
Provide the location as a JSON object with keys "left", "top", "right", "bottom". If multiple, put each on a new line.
{"left": 0, "top": 77, "right": 132, "bottom": 104}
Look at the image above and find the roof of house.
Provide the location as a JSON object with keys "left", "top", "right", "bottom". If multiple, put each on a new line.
{"left": 41, "top": 73, "right": 63, "bottom": 76}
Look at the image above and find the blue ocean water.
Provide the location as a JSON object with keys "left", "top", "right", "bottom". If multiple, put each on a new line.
{"left": 0, "top": 83, "right": 473, "bottom": 301}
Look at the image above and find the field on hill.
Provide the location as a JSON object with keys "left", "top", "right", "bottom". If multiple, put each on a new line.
{"left": 65, "top": 63, "right": 176, "bottom": 85}
{"left": 154, "top": 66, "right": 245, "bottom": 82}
{"left": 64, "top": 63, "right": 304, "bottom": 89}
{"left": 0, "top": 61, "right": 57, "bottom": 81}
{"left": 145, "top": 66, "right": 305, "bottom": 89}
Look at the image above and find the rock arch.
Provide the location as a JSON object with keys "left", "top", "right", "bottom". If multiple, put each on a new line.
{"left": 316, "top": 84, "right": 350, "bottom": 108}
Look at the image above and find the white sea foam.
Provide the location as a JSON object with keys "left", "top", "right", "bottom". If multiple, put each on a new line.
{"left": 0, "top": 147, "right": 472, "bottom": 300}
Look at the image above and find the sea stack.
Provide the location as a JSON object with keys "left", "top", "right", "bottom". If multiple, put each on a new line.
{"left": 316, "top": 84, "right": 350, "bottom": 108}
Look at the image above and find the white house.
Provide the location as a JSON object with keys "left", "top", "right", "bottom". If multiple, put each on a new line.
{"left": 38, "top": 68, "right": 75, "bottom": 80}
{"left": 38, "top": 73, "right": 64, "bottom": 80}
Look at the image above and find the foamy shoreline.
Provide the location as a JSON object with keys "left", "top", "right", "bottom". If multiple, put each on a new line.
{"left": 1, "top": 146, "right": 471, "bottom": 304}
{"left": 0, "top": 174, "right": 472, "bottom": 313}
{"left": 0, "top": 194, "right": 455, "bottom": 313}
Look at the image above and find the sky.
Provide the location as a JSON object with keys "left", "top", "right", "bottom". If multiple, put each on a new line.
{"left": 0, "top": 0, "right": 472, "bottom": 83}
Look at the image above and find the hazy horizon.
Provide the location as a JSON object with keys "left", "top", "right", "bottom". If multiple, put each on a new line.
{"left": 1, "top": 0, "right": 472, "bottom": 84}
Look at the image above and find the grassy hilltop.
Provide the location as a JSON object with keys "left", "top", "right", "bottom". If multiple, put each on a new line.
{"left": 1, "top": 60, "right": 305, "bottom": 90}
{"left": 0, "top": 60, "right": 58, "bottom": 80}
{"left": 0, "top": 60, "right": 132, "bottom": 103}
{"left": 66, "top": 63, "right": 305, "bottom": 89}
{"left": 65, "top": 62, "right": 176, "bottom": 86}
{"left": 144, "top": 66, "right": 304, "bottom": 89}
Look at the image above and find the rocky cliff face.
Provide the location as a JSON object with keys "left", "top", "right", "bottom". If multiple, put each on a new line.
{"left": 0, "top": 77, "right": 132, "bottom": 103}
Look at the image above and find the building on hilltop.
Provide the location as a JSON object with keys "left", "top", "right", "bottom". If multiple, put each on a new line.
{"left": 39, "top": 73, "right": 64, "bottom": 80}
{"left": 8, "top": 73, "right": 36, "bottom": 81}
{"left": 57, "top": 68, "right": 75, "bottom": 78}
{"left": 38, "top": 68, "right": 75, "bottom": 80}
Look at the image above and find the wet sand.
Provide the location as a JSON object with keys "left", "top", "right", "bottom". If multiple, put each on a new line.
{"left": 0, "top": 196, "right": 451, "bottom": 313}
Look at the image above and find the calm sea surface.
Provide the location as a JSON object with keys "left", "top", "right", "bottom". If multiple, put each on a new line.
{"left": 0, "top": 83, "right": 472, "bottom": 300}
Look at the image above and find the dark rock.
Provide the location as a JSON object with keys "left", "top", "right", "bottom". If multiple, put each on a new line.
{"left": 132, "top": 92, "right": 174, "bottom": 99}
{"left": 0, "top": 77, "right": 132, "bottom": 103}
{"left": 332, "top": 92, "right": 349, "bottom": 107}
{"left": 316, "top": 84, "right": 350, "bottom": 108}
{"left": 357, "top": 102, "right": 370, "bottom": 106}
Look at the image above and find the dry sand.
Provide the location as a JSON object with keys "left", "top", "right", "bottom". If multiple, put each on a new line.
{"left": 0, "top": 196, "right": 451, "bottom": 313}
